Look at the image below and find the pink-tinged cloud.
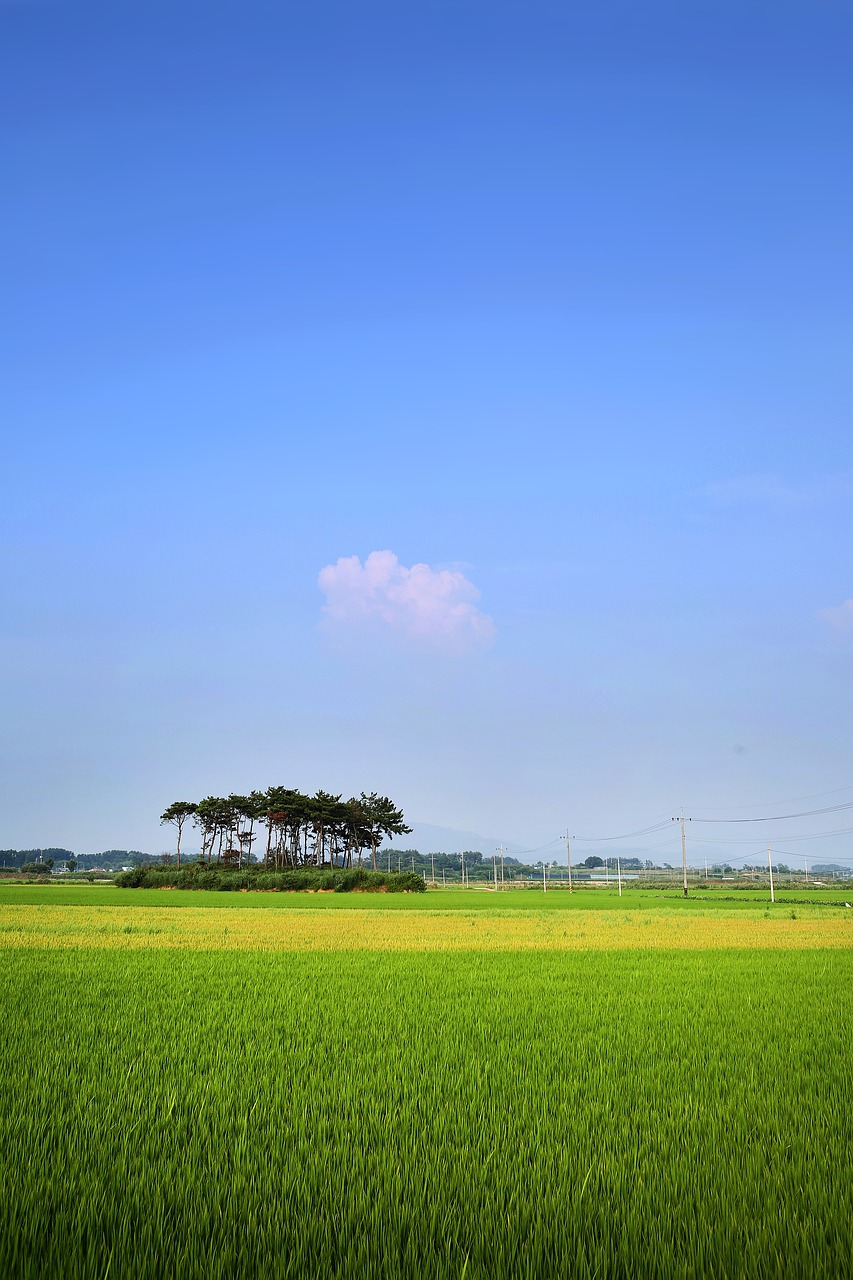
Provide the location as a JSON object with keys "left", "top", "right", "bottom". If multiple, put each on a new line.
{"left": 819, "top": 598, "right": 853, "bottom": 640}
{"left": 318, "top": 550, "right": 495, "bottom": 650}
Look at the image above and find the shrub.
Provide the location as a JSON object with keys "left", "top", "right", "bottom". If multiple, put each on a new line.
{"left": 387, "top": 871, "right": 426, "bottom": 893}
{"left": 114, "top": 866, "right": 148, "bottom": 888}
{"left": 115, "top": 864, "right": 426, "bottom": 893}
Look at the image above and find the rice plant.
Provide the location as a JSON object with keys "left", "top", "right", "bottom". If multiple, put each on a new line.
{"left": 1, "top": 899, "right": 852, "bottom": 952}
{"left": 2, "top": 943, "right": 852, "bottom": 1278}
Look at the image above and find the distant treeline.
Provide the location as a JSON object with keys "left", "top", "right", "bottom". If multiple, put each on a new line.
{"left": 0, "top": 849, "right": 74, "bottom": 869}
{"left": 160, "top": 789, "right": 411, "bottom": 871}
{"left": 403, "top": 852, "right": 652, "bottom": 882}
{"left": 390, "top": 849, "right": 530, "bottom": 882}
{"left": 0, "top": 850, "right": 142, "bottom": 871}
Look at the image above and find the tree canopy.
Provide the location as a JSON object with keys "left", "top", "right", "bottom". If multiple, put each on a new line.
{"left": 160, "top": 788, "right": 411, "bottom": 869}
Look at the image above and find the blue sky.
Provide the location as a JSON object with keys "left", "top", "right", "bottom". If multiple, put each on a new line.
{"left": 2, "top": 0, "right": 852, "bottom": 864}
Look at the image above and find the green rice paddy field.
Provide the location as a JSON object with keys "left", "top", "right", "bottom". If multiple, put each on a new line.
{"left": 2, "top": 885, "right": 852, "bottom": 1278}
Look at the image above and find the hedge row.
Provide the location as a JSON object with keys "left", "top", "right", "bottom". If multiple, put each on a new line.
{"left": 114, "top": 865, "right": 426, "bottom": 893}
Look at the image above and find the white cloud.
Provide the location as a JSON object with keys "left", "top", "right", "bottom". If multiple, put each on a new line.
{"left": 818, "top": 598, "right": 853, "bottom": 640}
{"left": 318, "top": 550, "right": 495, "bottom": 650}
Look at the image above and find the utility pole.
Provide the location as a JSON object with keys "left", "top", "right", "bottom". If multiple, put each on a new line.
{"left": 804, "top": 856, "right": 809, "bottom": 885}
{"left": 564, "top": 833, "right": 573, "bottom": 893}
{"left": 493, "top": 849, "right": 498, "bottom": 891}
{"left": 431, "top": 851, "right": 435, "bottom": 884}
{"left": 500, "top": 844, "right": 505, "bottom": 889}
{"left": 768, "top": 843, "right": 775, "bottom": 904}
{"left": 617, "top": 855, "right": 623, "bottom": 898}
{"left": 542, "top": 860, "right": 547, "bottom": 893}
{"left": 671, "top": 810, "right": 691, "bottom": 898}
{"left": 704, "top": 856, "right": 708, "bottom": 881}
{"left": 461, "top": 849, "right": 465, "bottom": 888}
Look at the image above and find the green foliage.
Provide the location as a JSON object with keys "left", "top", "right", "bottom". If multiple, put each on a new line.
{"left": 371, "top": 848, "right": 536, "bottom": 882}
{"left": 387, "top": 871, "right": 424, "bottom": 893}
{"left": 162, "top": 784, "right": 412, "bottom": 871}
{"left": 1, "top": 851, "right": 139, "bottom": 872}
{"left": 0, "top": 849, "right": 73, "bottom": 869}
{"left": 113, "top": 866, "right": 147, "bottom": 888}
{"left": 114, "top": 865, "right": 426, "bottom": 893}
{"left": 1, "top": 947, "right": 851, "bottom": 1278}
{"left": 19, "top": 860, "right": 53, "bottom": 875}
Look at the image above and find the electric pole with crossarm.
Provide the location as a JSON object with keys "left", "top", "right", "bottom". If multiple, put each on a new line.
{"left": 671, "top": 809, "right": 691, "bottom": 897}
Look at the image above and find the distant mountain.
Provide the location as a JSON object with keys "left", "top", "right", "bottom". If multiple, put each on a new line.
{"left": 387, "top": 822, "right": 534, "bottom": 860}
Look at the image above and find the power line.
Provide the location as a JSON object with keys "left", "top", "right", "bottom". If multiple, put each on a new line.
{"left": 693, "top": 801, "right": 853, "bottom": 824}
{"left": 691, "top": 848, "right": 853, "bottom": 868}
{"left": 507, "top": 790, "right": 853, "bottom": 862}
{"left": 690, "top": 826, "right": 853, "bottom": 845}
{"left": 510, "top": 836, "right": 564, "bottom": 857}
{"left": 573, "top": 820, "right": 672, "bottom": 843}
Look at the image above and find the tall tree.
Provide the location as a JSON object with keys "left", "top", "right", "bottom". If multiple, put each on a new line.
{"left": 160, "top": 801, "right": 198, "bottom": 869}
{"left": 309, "top": 790, "right": 342, "bottom": 867}
{"left": 360, "top": 793, "right": 412, "bottom": 871}
{"left": 260, "top": 787, "right": 306, "bottom": 868}
{"left": 193, "top": 797, "right": 232, "bottom": 864}
{"left": 345, "top": 797, "right": 371, "bottom": 867}
{"left": 376, "top": 795, "right": 412, "bottom": 851}
{"left": 360, "top": 792, "right": 382, "bottom": 872}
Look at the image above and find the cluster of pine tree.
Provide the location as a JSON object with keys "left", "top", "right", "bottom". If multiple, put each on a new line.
{"left": 161, "top": 789, "right": 410, "bottom": 871}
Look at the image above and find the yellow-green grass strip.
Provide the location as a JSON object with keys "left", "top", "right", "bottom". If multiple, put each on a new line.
{"left": 2, "top": 903, "right": 852, "bottom": 950}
